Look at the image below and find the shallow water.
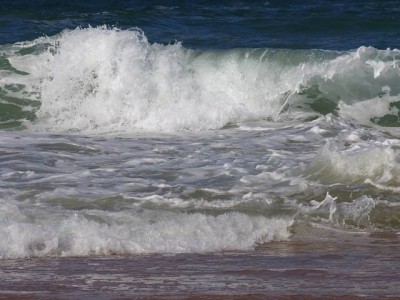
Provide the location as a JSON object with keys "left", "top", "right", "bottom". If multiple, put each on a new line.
{"left": 1, "top": 234, "right": 399, "bottom": 299}
{"left": 1, "top": 116, "right": 400, "bottom": 258}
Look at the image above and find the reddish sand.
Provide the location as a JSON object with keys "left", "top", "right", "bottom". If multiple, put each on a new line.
{"left": 0, "top": 236, "right": 399, "bottom": 299}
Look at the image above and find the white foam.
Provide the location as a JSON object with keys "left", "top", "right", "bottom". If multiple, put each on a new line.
{"left": 300, "top": 193, "right": 376, "bottom": 229}
{"left": 338, "top": 93, "right": 400, "bottom": 126}
{"left": 2, "top": 28, "right": 400, "bottom": 132}
{"left": 307, "top": 137, "right": 398, "bottom": 184}
{"left": 0, "top": 201, "right": 292, "bottom": 258}
{"left": 16, "top": 27, "right": 287, "bottom": 132}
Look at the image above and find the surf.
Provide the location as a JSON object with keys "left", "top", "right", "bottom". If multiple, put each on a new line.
{"left": 1, "top": 26, "right": 400, "bottom": 133}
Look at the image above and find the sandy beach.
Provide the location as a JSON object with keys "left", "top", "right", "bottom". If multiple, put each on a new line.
{"left": 1, "top": 235, "right": 399, "bottom": 299}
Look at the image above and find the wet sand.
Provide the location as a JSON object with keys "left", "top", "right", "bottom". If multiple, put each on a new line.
{"left": 0, "top": 234, "right": 399, "bottom": 299}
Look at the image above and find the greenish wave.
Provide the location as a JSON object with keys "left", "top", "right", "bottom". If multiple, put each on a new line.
{"left": 0, "top": 28, "right": 400, "bottom": 131}
{"left": 0, "top": 86, "right": 40, "bottom": 129}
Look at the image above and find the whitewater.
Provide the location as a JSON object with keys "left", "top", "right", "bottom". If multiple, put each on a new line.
{"left": 1, "top": 26, "right": 400, "bottom": 259}
{"left": 2, "top": 26, "right": 400, "bottom": 132}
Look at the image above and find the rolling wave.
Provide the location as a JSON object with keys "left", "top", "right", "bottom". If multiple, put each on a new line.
{"left": 1, "top": 26, "right": 400, "bottom": 132}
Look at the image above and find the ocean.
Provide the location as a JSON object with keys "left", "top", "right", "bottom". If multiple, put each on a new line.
{"left": 1, "top": 0, "right": 400, "bottom": 298}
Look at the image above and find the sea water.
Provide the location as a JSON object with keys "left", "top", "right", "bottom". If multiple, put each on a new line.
{"left": 0, "top": 0, "right": 400, "bottom": 266}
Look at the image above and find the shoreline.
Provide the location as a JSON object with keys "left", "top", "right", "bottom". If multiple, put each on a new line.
{"left": 0, "top": 237, "right": 399, "bottom": 299}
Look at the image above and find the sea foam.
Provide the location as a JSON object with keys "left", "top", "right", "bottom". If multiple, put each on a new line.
{"left": 305, "top": 127, "right": 400, "bottom": 187}
{"left": 2, "top": 27, "right": 400, "bottom": 132}
{"left": 0, "top": 201, "right": 291, "bottom": 258}
{"left": 22, "top": 26, "right": 284, "bottom": 132}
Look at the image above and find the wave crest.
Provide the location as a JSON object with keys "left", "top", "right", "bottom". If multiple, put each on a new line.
{"left": 1, "top": 27, "right": 400, "bottom": 132}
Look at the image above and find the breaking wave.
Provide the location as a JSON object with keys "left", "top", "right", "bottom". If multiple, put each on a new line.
{"left": 0, "top": 26, "right": 400, "bottom": 132}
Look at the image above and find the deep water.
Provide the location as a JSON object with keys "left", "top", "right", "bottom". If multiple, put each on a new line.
{"left": 1, "top": 0, "right": 400, "bottom": 49}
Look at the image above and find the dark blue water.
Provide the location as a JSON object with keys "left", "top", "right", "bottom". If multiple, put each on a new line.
{"left": 1, "top": 0, "right": 400, "bottom": 50}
